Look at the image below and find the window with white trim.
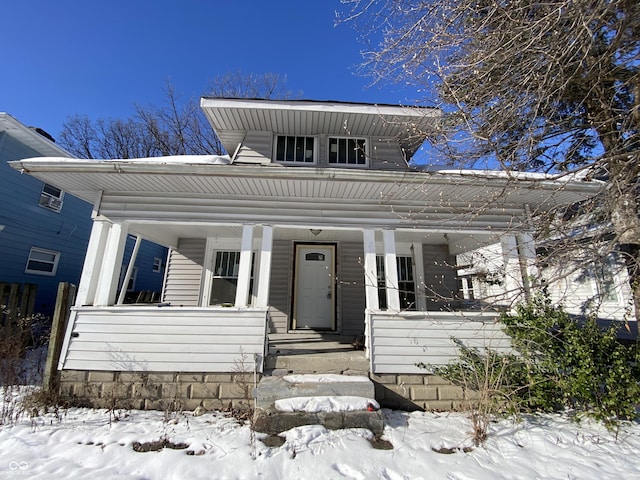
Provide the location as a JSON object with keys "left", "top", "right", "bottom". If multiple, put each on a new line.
{"left": 328, "top": 137, "right": 367, "bottom": 165}
{"left": 152, "top": 257, "right": 163, "bottom": 273}
{"left": 275, "top": 135, "right": 315, "bottom": 163}
{"left": 25, "top": 247, "right": 60, "bottom": 276}
{"left": 38, "top": 183, "right": 64, "bottom": 213}
{"left": 209, "top": 251, "right": 255, "bottom": 306}
{"left": 376, "top": 255, "right": 416, "bottom": 310}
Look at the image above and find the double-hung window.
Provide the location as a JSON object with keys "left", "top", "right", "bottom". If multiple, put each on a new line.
{"left": 25, "top": 247, "right": 60, "bottom": 276}
{"left": 209, "top": 251, "right": 255, "bottom": 306}
{"left": 376, "top": 255, "right": 416, "bottom": 310}
{"left": 328, "top": 137, "right": 366, "bottom": 166}
{"left": 275, "top": 135, "right": 315, "bottom": 163}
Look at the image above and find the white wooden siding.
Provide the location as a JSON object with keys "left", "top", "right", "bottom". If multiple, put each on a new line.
{"left": 162, "top": 238, "right": 205, "bottom": 306}
{"left": 62, "top": 307, "right": 268, "bottom": 372}
{"left": 369, "top": 311, "right": 510, "bottom": 374}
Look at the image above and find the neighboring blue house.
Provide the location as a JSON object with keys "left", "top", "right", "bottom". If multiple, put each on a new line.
{"left": 0, "top": 113, "right": 167, "bottom": 318}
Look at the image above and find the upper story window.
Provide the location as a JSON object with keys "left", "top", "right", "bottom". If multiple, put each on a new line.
{"left": 275, "top": 136, "right": 315, "bottom": 163}
{"left": 38, "top": 183, "right": 64, "bottom": 213}
{"left": 329, "top": 137, "right": 367, "bottom": 166}
{"left": 25, "top": 247, "right": 60, "bottom": 276}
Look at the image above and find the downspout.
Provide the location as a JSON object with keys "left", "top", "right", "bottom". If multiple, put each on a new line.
{"left": 117, "top": 235, "right": 142, "bottom": 305}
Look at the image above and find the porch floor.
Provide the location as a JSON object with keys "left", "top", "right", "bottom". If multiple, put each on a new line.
{"left": 265, "top": 333, "right": 369, "bottom": 374}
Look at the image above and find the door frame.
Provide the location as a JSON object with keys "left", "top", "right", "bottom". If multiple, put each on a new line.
{"left": 291, "top": 242, "right": 337, "bottom": 331}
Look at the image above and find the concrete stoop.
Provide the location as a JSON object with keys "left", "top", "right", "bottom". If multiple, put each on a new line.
{"left": 253, "top": 375, "right": 383, "bottom": 436}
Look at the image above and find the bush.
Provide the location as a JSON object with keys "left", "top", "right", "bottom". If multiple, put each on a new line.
{"left": 433, "top": 295, "right": 640, "bottom": 428}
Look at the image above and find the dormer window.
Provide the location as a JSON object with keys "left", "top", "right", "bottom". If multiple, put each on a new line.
{"left": 38, "top": 183, "right": 64, "bottom": 213}
{"left": 275, "top": 136, "right": 315, "bottom": 163}
{"left": 328, "top": 137, "right": 367, "bottom": 166}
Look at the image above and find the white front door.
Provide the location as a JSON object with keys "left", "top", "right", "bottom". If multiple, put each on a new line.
{"left": 293, "top": 244, "right": 335, "bottom": 330}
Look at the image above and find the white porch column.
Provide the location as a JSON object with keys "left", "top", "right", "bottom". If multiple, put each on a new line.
{"left": 255, "top": 225, "right": 273, "bottom": 308}
{"left": 501, "top": 233, "right": 524, "bottom": 305}
{"left": 117, "top": 235, "right": 142, "bottom": 305}
{"left": 235, "top": 224, "right": 254, "bottom": 308}
{"left": 362, "top": 229, "right": 379, "bottom": 311}
{"left": 94, "top": 222, "right": 129, "bottom": 306}
{"left": 75, "top": 219, "right": 111, "bottom": 306}
{"left": 383, "top": 229, "right": 401, "bottom": 312}
{"left": 412, "top": 243, "right": 427, "bottom": 311}
{"left": 516, "top": 232, "right": 537, "bottom": 300}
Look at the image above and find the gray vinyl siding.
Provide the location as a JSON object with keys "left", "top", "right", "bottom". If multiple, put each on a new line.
{"left": 339, "top": 241, "right": 366, "bottom": 336}
{"left": 62, "top": 307, "right": 268, "bottom": 372}
{"left": 422, "top": 244, "right": 459, "bottom": 310}
{"left": 369, "top": 312, "right": 509, "bottom": 373}
{"left": 234, "top": 131, "right": 272, "bottom": 163}
{"left": 268, "top": 240, "right": 292, "bottom": 333}
{"left": 369, "top": 138, "right": 409, "bottom": 170}
{"left": 238, "top": 133, "right": 409, "bottom": 171}
{"left": 162, "top": 238, "right": 205, "bottom": 306}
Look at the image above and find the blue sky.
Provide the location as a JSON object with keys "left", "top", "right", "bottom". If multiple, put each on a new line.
{"left": 2, "top": 0, "right": 420, "bottom": 140}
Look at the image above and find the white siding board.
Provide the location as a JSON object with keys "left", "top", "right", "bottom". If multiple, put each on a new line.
{"left": 62, "top": 307, "right": 268, "bottom": 372}
{"left": 369, "top": 313, "right": 510, "bottom": 373}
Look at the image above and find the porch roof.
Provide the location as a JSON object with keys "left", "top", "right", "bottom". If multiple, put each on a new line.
{"left": 9, "top": 157, "right": 601, "bottom": 210}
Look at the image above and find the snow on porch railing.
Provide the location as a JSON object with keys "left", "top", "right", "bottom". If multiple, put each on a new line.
{"left": 58, "top": 306, "right": 269, "bottom": 373}
{"left": 367, "top": 310, "right": 509, "bottom": 374}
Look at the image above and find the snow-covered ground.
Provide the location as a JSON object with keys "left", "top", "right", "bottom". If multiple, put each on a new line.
{"left": 1, "top": 387, "right": 639, "bottom": 480}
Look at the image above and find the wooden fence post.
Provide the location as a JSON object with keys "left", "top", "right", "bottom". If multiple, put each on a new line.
{"left": 43, "top": 282, "right": 76, "bottom": 392}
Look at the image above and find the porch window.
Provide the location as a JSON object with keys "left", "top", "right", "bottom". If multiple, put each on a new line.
{"left": 376, "top": 255, "right": 416, "bottom": 310}
{"left": 209, "top": 251, "right": 255, "bottom": 306}
{"left": 328, "top": 137, "right": 366, "bottom": 165}
{"left": 275, "top": 135, "right": 315, "bottom": 163}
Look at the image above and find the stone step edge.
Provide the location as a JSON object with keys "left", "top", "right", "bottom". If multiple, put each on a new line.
{"left": 253, "top": 409, "right": 384, "bottom": 436}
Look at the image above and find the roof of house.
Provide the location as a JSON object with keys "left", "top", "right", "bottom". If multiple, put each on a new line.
{"left": 200, "top": 98, "right": 440, "bottom": 160}
{"left": 0, "top": 113, "right": 73, "bottom": 158}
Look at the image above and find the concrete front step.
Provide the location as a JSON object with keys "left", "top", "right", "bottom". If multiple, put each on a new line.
{"left": 264, "top": 352, "right": 369, "bottom": 374}
{"left": 255, "top": 375, "right": 375, "bottom": 410}
{"left": 253, "top": 409, "right": 384, "bottom": 436}
{"left": 253, "top": 374, "right": 382, "bottom": 435}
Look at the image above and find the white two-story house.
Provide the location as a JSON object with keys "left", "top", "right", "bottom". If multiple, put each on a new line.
{"left": 10, "top": 99, "right": 602, "bottom": 410}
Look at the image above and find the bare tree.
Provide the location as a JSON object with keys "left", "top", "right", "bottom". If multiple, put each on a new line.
{"left": 340, "top": 0, "right": 640, "bottom": 317}
{"left": 59, "top": 72, "right": 298, "bottom": 158}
